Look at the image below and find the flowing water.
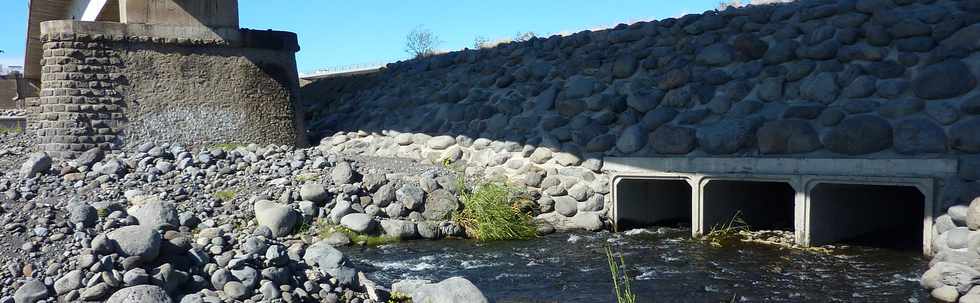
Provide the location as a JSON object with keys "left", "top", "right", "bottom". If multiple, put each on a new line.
{"left": 343, "top": 227, "right": 928, "bottom": 302}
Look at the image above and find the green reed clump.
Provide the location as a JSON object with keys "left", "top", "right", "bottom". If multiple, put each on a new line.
{"left": 454, "top": 181, "right": 537, "bottom": 242}
{"left": 606, "top": 246, "right": 637, "bottom": 303}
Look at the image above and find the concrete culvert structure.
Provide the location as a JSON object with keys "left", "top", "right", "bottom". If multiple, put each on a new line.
{"left": 614, "top": 177, "right": 692, "bottom": 230}
{"left": 808, "top": 183, "right": 925, "bottom": 251}
{"left": 701, "top": 180, "right": 796, "bottom": 232}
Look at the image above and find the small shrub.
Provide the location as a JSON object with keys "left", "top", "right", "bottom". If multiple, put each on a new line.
{"left": 606, "top": 246, "right": 637, "bottom": 303}
{"left": 96, "top": 208, "right": 109, "bottom": 218}
{"left": 213, "top": 190, "right": 237, "bottom": 202}
{"left": 453, "top": 181, "right": 537, "bottom": 241}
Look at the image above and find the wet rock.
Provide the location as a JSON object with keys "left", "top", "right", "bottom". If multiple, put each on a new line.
{"left": 340, "top": 213, "right": 376, "bottom": 233}
{"left": 380, "top": 219, "right": 417, "bottom": 239}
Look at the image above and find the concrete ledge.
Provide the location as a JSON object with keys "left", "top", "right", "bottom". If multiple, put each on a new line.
{"left": 603, "top": 157, "right": 958, "bottom": 178}
{"left": 39, "top": 20, "right": 299, "bottom": 52}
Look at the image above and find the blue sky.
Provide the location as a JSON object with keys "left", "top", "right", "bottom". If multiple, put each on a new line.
{"left": 1, "top": 1, "right": 719, "bottom": 73}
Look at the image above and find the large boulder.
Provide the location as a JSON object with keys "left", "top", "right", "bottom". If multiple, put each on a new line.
{"left": 697, "top": 119, "right": 760, "bottom": 155}
{"left": 300, "top": 184, "right": 329, "bottom": 203}
{"left": 396, "top": 185, "right": 426, "bottom": 210}
{"left": 340, "top": 213, "right": 376, "bottom": 234}
{"left": 553, "top": 196, "right": 578, "bottom": 217}
{"left": 422, "top": 190, "right": 459, "bottom": 221}
{"left": 696, "top": 43, "right": 735, "bottom": 66}
{"left": 410, "top": 277, "right": 489, "bottom": 303}
{"left": 380, "top": 219, "right": 418, "bottom": 240}
{"left": 616, "top": 125, "right": 647, "bottom": 154}
{"left": 13, "top": 280, "right": 49, "bottom": 303}
{"left": 651, "top": 125, "right": 697, "bottom": 154}
{"left": 913, "top": 60, "right": 976, "bottom": 100}
{"left": 893, "top": 118, "right": 947, "bottom": 154}
{"left": 331, "top": 161, "right": 355, "bottom": 185}
{"left": 821, "top": 115, "right": 893, "bottom": 155}
{"left": 19, "top": 152, "right": 51, "bottom": 178}
{"left": 800, "top": 72, "right": 839, "bottom": 104}
{"left": 966, "top": 197, "right": 980, "bottom": 230}
{"left": 950, "top": 117, "right": 980, "bottom": 153}
{"left": 105, "top": 285, "right": 171, "bottom": 303}
{"left": 757, "top": 120, "right": 822, "bottom": 154}
{"left": 254, "top": 200, "right": 299, "bottom": 237}
{"left": 563, "top": 76, "right": 597, "bottom": 99}
{"left": 106, "top": 225, "right": 162, "bottom": 262}
{"left": 304, "top": 240, "right": 357, "bottom": 286}
{"left": 127, "top": 196, "right": 179, "bottom": 228}
{"left": 921, "top": 262, "right": 980, "bottom": 293}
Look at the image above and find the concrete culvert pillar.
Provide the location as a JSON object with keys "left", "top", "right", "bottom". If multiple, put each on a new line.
{"left": 808, "top": 183, "right": 925, "bottom": 251}
{"left": 614, "top": 177, "right": 693, "bottom": 230}
{"left": 700, "top": 180, "right": 796, "bottom": 233}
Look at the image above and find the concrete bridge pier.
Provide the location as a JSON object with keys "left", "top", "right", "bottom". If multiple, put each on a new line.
{"left": 607, "top": 157, "right": 950, "bottom": 255}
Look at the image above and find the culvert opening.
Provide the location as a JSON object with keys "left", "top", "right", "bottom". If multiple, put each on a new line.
{"left": 809, "top": 183, "right": 924, "bottom": 251}
{"left": 615, "top": 178, "right": 692, "bottom": 230}
{"left": 702, "top": 180, "right": 795, "bottom": 232}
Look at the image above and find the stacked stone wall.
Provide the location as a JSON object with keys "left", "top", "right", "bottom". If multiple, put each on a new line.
{"left": 302, "top": 0, "right": 980, "bottom": 298}
{"left": 36, "top": 22, "right": 305, "bottom": 158}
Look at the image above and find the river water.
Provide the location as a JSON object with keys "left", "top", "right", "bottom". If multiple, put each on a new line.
{"left": 343, "top": 227, "right": 927, "bottom": 302}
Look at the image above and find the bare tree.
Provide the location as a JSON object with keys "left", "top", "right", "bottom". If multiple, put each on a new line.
{"left": 513, "top": 32, "right": 537, "bottom": 42}
{"left": 405, "top": 26, "right": 440, "bottom": 58}
{"left": 474, "top": 36, "right": 490, "bottom": 49}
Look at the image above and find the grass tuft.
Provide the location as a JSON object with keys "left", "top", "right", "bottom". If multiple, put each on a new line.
{"left": 606, "top": 246, "right": 637, "bottom": 303}
{"left": 0, "top": 127, "right": 23, "bottom": 135}
{"left": 294, "top": 173, "right": 320, "bottom": 182}
{"left": 387, "top": 291, "right": 413, "bottom": 303}
{"left": 210, "top": 143, "right": 243, "bottom": 151}
{"left": 700, "top": 211, "right": 750, "bottom": 247}
{"left": 453, "top": 181, "right": 537, "bottom": 242}
{"left": 213, "top": 190, "right": 237, "bottom": 202}
{"left": 314, "top": 219, "right": 398, "bottom": 246}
